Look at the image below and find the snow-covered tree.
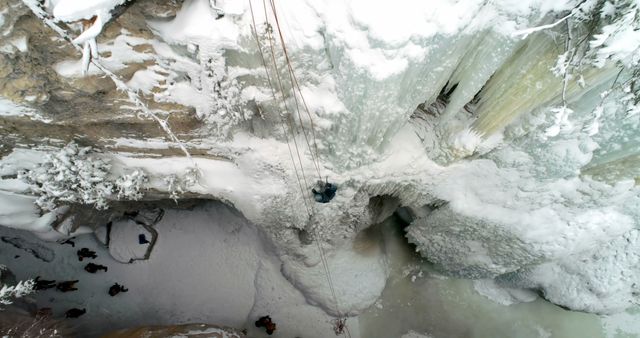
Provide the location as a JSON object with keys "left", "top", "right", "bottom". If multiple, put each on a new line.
{"left": 164, "top": 167, "right": 200, "bottom": 202}
{"left": 0, "top": 279, "right": 34, "bottom": 307}
{"left": 19, "top": 143, "right": 151, "bottom": 210}
{"left": 19, "top": 142, "right": 113, "bottom": 210}
{"left": 115, "top": 169, "right": 148, "bottom": 201}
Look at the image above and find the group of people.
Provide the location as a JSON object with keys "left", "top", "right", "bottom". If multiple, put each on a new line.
{"left": 33, "top": 244, "right": 128, "bottom": 320}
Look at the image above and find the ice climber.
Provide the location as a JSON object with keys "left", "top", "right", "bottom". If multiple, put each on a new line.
{"left": 312, "top": 179, "right": 338, "bottom": 203}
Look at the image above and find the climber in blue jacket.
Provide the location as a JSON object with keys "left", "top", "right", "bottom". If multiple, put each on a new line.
{"left": 312, "top": 179, "right": 338, "bottom": 203}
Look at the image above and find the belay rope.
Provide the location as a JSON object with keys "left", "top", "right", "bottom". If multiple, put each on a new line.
{"left": 249, "top": 0, "right": 351, "bottom": 336}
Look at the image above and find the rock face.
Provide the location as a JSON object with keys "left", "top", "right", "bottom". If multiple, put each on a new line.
{"left": 101, "top": 323, "right": 246, "bottom": 338}
{"left": 0, "top": 0, "right": 201, "bottom": 152}
{"left": 0, "top": 310, "right": 69, "bottom": 338}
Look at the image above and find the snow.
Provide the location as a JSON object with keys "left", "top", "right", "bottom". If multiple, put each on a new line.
{"left": 0, "top": 192, "right": 62, "bottom": 238}
{"left": 150, "top": 0, "right": 238, "bottom": 48}
{"left": 0, "top": 98, "right": 51, "bottom": 122}
{"left": 602, "top": 310, "right": 640, "bottom": 338}
{"left": 54, "top": 32, "right": 156, "bottom": 78}
{"left": 281, "top": 240, "right": 388, "bottom": 316}
{"left": 107, "top": 219, "right": 152, "bottom": 263}
{"left": 52, "top": 0, "right": 126, "bottom": 22}
{"left": 0, "top": 202, "right": 358, "bottom": 337}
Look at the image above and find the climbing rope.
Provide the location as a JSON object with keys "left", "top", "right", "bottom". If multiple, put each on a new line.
{"left": 267, "top": 0, "right": 322, "bottom": 180}
{"left": 249, "top": 0, "right": 313, "bottom": 216}
{"left": 249, "top": 1, "right": 350, "bottom": 336}
{"left": 267, "top": 0, "right": 322, "bottom": 179}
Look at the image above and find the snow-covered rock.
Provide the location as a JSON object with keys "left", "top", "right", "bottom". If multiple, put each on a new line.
{"left": 502, "top": 230, "right": 640, "bottom": 314}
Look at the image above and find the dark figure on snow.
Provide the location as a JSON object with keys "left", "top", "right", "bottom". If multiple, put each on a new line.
{"left": 60, "top": 238, "right": 75, "bottom": 247}
{"left": 84, "top": 263, "right": 108, "bottom": 273}
{"left": 255, "top": 315, "right": 277, "bottom": 335}
{"left": 138, "top": 234, "right": 150, "bottom": 245}
{"left": 108, "top": 283, "right": 128, "bottom": 297}
{"left": 34, "top": 276, "right": 56, "bottom": 290}
{"left": 312, "top": 179, "right": 338, "bottom": 203}
{"left": 65, "top": 308, "right": 86, "bottom": 318}
{"left": 77, "top": 248, "right": 97, "bottom": 261}
{"left": 56, "top": 280, "right": 79, "bottom": 292}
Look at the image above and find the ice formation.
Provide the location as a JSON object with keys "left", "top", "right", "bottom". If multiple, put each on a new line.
{"left": 2, "top": 0, "right": 640, "bottom": 333}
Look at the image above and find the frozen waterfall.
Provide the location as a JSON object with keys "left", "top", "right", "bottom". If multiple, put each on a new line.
{"left": 2, "top": 0, "right": 640, "bottom": 335}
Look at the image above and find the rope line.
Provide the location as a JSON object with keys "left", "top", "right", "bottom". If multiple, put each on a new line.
{"left": 249, "top": 0, "right": 312, "bottom": 216}
{"left": 260, "top": 0, "right": 317, "bottom": 214}
{"left": 252, "top": 1, "right": 350, "bottom": 336}
{"left": 268, "top": 0, "right": 322, "bottom": 179}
